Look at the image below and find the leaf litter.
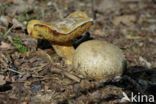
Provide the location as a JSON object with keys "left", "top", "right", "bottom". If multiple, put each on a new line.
{"left": 0, "top": 0, "right": 156, "bottom": 104}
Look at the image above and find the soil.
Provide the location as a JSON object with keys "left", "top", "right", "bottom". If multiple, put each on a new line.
{"left": 0, "top": 0, "right": 156, "bottom": 104}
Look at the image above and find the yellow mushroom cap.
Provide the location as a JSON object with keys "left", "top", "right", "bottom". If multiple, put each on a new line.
{"left": 27, "top": 20, "right": 41, "bottom": 35}
{"left": 27, "top": 11, "right": 93, "bottom": 43}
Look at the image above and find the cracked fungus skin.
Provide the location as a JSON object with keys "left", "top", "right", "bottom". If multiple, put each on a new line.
{"left": 73, "top": 40, "right": 125, "bottom": 80}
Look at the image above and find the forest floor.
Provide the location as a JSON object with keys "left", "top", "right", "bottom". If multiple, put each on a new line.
{"left": 0, "top": 0, "right": 156, "bottom": 104}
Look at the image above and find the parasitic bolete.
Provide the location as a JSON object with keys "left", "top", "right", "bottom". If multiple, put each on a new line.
{"left": 27, "top": 11, "right": 93, "bottom": 64}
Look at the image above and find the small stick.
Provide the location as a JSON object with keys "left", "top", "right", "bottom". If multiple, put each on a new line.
{"left": 7, "top": 68, "right": 23, "bottom": 75}
{"left": 91, "top": 0, "right": 96, "bottom": 20}
{"left": 4, "top": 25, "right": 14, "bottom": 37}
{"left": 50, "top": 66, "right": 81, "bottom": 82}
{"left": 31, "top": 50, "right": 80, "bottom": 82}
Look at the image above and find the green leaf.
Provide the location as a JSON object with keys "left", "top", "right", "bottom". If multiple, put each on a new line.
{"left": 12, "top": 36, "right": 28, "bottom": 53}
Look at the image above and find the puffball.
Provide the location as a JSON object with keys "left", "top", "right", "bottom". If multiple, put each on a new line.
{"left": 73, "top": 40, "right": 125, "bottom": 80}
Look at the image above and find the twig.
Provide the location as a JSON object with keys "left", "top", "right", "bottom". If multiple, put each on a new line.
{"left": 33, "top": 50, "right": 81, "bottom": 82}
{"left": 91, "top": 0, "right": 96, "bottom": 20}
{"left": 50, "top": 66, "right": 81, "bottom": 82}
{"left": 7, "top": 68, "right": 23, "bottom": 75}
{"left": 4, "top": 25, "right": 14, "bottom": 37}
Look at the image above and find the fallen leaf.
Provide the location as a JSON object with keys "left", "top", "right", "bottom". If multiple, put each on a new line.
{"left": 0, "top": 25, "right": 6, "bottom": 32}
{"left": 0, "top": 41, "right": 13, "bottom": 50}
{"left": 97, "top": 0, "right": 121, "bottom": 13}
{"left": 12, "top": 18, "right": 24, "bottom": 29}
{"left": 0, "top": 16, "right": 10, "bottom": 27}
{"left": 113, "top": 15, "right": 136, "bottom": 26}
{"left": 0, "top": 75, "right": 6, "bottom": 85}
{"left": 139, "top": 56, "right": 151, "bottom": 68}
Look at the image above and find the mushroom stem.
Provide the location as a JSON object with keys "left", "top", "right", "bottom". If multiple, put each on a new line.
{"left": 52, "top": 43, "right": 75, "bottom": 65}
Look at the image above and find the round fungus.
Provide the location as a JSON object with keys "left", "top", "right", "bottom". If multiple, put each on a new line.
{"left": 73, "top": 40, "right": 126, "bottom": 81}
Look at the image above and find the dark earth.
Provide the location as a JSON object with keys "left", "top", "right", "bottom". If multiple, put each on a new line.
{"left": 0, "top": 0, "right": 156, "bottom": 104}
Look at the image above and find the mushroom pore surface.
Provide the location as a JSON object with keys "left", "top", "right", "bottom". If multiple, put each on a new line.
{"left": 73, "top": 40, "right": 125, "bottom": 80}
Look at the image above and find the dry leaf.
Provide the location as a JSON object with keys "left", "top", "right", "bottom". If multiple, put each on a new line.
{"left": 0, "top": 25, "right": 6, "bottom": 32}
{"left": 0, "top": 75, "right": 6, "bottom": 85}
{"left": 12, "top": 18, "right": 24, "bottom": 29}
{"left": 113, "top": 15, "right": 136, "bottom": 26}
{"left": 0, "top": 41, "right": 13, "bottom": 50}
{"left": 0, "top": 16, "right": 10, "bottom": 27}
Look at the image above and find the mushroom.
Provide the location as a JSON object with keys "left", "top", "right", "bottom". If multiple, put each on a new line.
{"left": 27, "top": 11, "right": 93, "bottom": 64}
{"left": 27, "top": 11, "right": 126, "bottom": 81}
{"left": 73, "top": 40, "right": 126, "bottom": 81}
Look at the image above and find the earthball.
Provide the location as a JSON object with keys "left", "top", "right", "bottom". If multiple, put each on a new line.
{"left": 73, "top": 40, "right": 126, "bottom": 81}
